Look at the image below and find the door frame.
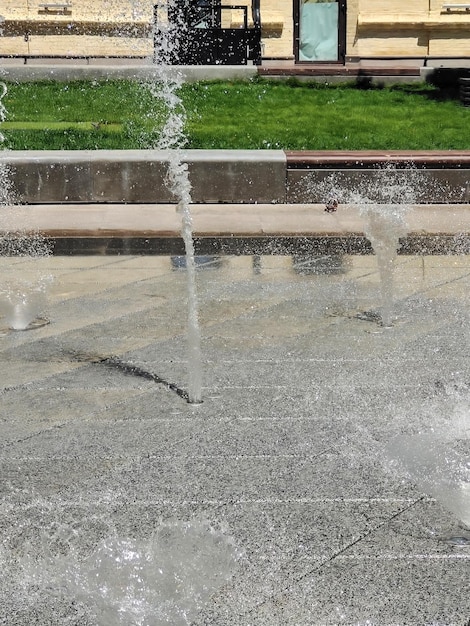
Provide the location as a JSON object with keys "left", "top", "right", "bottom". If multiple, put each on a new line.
{"left": 293, "top": 0, "right": 346, "bottom": 64}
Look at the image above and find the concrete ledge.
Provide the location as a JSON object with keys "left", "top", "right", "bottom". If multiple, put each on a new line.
{"left": 287, "top": 169, "right": 470, "bottom": 203}
{"left": 285, "top": 150, "right": 470, "bottom": 203}
{"left": 2, "top": 149, "right": 470, "bottom": 205}
{"left": 2, "top": 203, "right": 470, "bottom": 256}
{"left": 0, "top": 64, "right": 259, "bottom": 83}
{"left": 285, "top": 150, "right": 470, "bottom": 167}
{"left": 0, "top": 150, "right": 286, "bottom": 204}
{"left": 1, "top": 202, "right": 468, "bottom": 237}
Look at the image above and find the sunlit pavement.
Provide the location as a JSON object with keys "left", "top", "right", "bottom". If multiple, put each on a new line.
{"left": 0, "top": 252, "right": 469, "bottom": 624}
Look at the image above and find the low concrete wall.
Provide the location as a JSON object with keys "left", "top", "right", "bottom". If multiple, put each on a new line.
{"left": 287, "top": 169, "right": 470, "bottom": 203}
{"left": 0, "top": 64, "right": 258, "bottom": 83}
{"left": 2, "top": 149, "right": 470, "bottom": 205}
{"left": 286, "top": 151, "right": 470, "bottom": 204}
{"left": 0, "top": 150, "right": 287, "bottom": 204}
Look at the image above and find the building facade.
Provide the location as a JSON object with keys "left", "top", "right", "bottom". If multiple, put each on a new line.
{"left": 1, "top": 0, "right": 470, "bottom": 62}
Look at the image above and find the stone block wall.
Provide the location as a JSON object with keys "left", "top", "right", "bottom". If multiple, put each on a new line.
{"left": 355, "top": 0, "right": 470, "bottom": 58}
{"left": 2, "top": 150, "right": 470, "bottom": 206}
{"left": 0, "top": 150, "right": 287, "bottom": 204}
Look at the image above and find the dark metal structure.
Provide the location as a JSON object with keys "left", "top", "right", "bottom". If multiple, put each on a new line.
{"left": 154, "top": 0, "right": 262, "bottom": 65}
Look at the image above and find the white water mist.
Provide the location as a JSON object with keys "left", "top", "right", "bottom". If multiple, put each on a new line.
{"left": 18, "top": 519, "right": 242, "bottom": 625}
{"left": 385, "top": 406, "right": 470, "bottom": 528}
{"left": 312, "top": 164, "right": 422, "bottom": 326}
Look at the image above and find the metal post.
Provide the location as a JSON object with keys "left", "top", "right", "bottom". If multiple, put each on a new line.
{"left": 251, "top": 0, "right": 262, "bottom": 65}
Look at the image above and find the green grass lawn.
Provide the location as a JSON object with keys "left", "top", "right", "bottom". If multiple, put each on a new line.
{"left": 1, "top": 78, "right": 469, "bottom": 150}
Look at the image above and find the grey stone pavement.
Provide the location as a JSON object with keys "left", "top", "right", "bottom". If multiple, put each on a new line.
{"left": 0, "top": 251, "right": 469, "bottom": 625}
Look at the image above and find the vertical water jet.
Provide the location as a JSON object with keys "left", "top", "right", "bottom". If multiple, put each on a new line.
{"left": 151, "top": 5, "right": 203, "bottom": 404}
{"left": 316, "top": 164, "right": 421, "bottom": 326}
{"left": 0, "top": 81, "right": 52, "bottom": 331}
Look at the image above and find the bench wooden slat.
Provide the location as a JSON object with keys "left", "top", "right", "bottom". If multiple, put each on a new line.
{"left": 442, "top": 4, "right": 470, "bottom": 9}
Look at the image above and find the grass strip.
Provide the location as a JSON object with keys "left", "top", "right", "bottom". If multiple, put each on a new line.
{"left": 1, "top": 78, "right": 469, "bottom": 150}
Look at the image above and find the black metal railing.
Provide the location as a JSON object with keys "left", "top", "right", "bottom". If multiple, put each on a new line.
{"left": 154, "top": 0, "right": 261, "bottom": 66}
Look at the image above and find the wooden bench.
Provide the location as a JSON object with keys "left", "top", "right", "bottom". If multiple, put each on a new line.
{"left": 442, "top": 4, "right": 470, "bottom": 10}
{"left": 38, "top": 3, "right": 72, "bottom": 15}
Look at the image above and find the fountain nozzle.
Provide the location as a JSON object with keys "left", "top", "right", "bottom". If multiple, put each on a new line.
{"left": 325, "top": 197, "right": 338, "bottom": 213}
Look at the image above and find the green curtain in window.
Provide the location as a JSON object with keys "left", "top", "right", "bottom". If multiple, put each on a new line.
{"left": 299, "top": 1, "right": 338, "bottom": 62}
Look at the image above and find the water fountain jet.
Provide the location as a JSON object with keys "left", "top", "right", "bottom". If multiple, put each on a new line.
{"left": 386, "top": 428, "right": 470, "bottom": 530}
{"left": 0, "top": 83, "right": 53, "bottom": 332}
{"left": 313, "top": 164, "right": 423, "bottom": 326}
{"left": 151, "top": 6, "right": 203, "bottom": 404}
{"left": 18, "top": 519, "right": 242, "bottom": 626}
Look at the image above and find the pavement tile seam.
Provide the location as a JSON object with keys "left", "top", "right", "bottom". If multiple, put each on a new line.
{"left": 319, "top": 553, "right": 470, "bottom": 560}
{"left": 257, "top": 509, "right": 459, "bottom": 615}
{"left": 197, "top": 499, "right": 433, "bottom": 623}
{"left": 2, "top": 453, "right": 339, "bottom": 463}
{"left": 3, "top": 497, "right": 424, "bottom": 508}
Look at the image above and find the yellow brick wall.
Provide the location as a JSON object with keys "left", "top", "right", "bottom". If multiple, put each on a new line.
{"left": 0, "top": 0, "right": 153, "bottom": 56}
{"left": 2, "top": 0, "right": 470, "bottom": 60}
{"left": 355, "top": 0, "right": 470, "bottom": 58}
{"left": 356, "top": 34, "right": 429, "bottom": 57}
{"left": 358, "top": 0, "right": 429, "bottom": 15}
{"left": 346, "top": 0, "right": 359, "bottom": 57}
{"left": 260, "top": 0, "right": 293, "bottom": 58}
{"left": 429, "top": 33, "right": 470, "bottom": 56}
{"left": 27, "top": 35, "right": 152, "bottom": 56}
{"left": 356, "top": 0, "right": 428, "bottom": 56}
{"left": 0, "top": 0, "right": 152, "bottom": 20}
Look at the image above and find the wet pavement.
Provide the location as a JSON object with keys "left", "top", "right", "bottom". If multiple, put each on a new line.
{"left": 0, "top": 252, "right": 469, "bottom": 625}
{"left": 4, "top": 202, "right": 470, "bottom": 258}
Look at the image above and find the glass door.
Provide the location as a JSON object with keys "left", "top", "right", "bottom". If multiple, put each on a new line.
{"left": 294, "top": 0, "right": 345, "bottom": 63}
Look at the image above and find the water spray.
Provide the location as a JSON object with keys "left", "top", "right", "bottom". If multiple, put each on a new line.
{"left": 152, "top": 2, "right": 203, "bottom": 404}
